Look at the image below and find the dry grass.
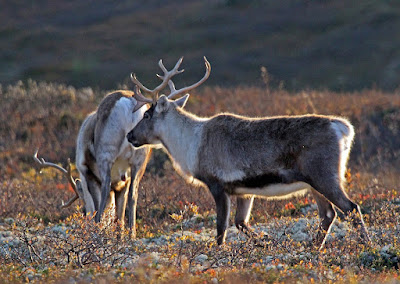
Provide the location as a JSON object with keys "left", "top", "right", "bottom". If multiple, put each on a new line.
{"left": 1, "top": 81, "right": 400, "bottom": 282}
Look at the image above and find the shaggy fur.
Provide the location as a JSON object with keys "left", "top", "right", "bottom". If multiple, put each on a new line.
{"left": 127, "top": 95, "right": 370, "bottom": 248}
{"left": 76, "top": 90, "right": 151, "bottom": 237}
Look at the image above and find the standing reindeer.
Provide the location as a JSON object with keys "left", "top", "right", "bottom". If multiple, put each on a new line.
{"left": 34, "top": 88, "right": 152, "bottom": 236}
{"left": 126, "top": 58, "right": 370, "bottom": 249}
{"left": 74, "top": 90, "right": 151, "bottom": 235}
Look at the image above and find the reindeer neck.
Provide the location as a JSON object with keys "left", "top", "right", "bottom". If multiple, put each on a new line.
{"left": 160, "top": 108, "right": 206, "bottom": 177}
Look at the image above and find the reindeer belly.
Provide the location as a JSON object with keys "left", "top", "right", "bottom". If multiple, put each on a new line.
{"left": 233, "top": 182, "right": 312, "bottom": 199}
{"left": 225, "top": 171, "right": 313, "bottom": 199}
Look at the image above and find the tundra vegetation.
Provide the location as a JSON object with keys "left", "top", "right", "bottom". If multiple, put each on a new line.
{"left": 1, "top": 80, "right": 400, "bottom": 283}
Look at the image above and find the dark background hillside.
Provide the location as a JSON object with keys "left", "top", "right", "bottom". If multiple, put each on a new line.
{"left": 1, "top": 0, "right": 400, "bottom": 91}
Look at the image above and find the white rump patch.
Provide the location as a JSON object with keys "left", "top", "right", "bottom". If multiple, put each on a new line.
{"left": 234, "top": 181, "right": 312, "bottom": 200}
{"left": 330, "top": 119, "right": 355, "bottom": 181}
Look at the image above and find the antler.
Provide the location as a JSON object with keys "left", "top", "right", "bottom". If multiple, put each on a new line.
{"left": 130, "top": 57, "right": 211, "bottom": 110}
{"left": 33, "top": 149, "right": 82, "bottom": 209}
{"left": 167, "top": 56, "right": 211, "bottom": 99}
{"left": 131, "top": 85, "right": 154, "bottom": 113}
{"left": 131, "top": 57, "right": 184, "bottom": 101}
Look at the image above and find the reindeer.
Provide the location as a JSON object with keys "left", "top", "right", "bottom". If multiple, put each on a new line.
{"left": 74, "top": 90, "right": 151, "bottom": 235}
{"left": 126, "top": 57, "right": 370, "bottom": 249}
{"left": 33, "top": 86, "right": 152, "bottom": 237}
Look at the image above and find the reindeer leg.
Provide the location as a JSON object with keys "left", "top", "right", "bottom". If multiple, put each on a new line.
{"left": 324, "top": 189, "right": 370, "bottom": 244}
{"left": 310, "top": 175, "right": 370, "bottom": 246}
{"left": 127, "top": 175, "right": 139, "bottom": 238}
{"left": 235, "top": 195, "right": 269, "bottom": 247}
{"left": 235, "top": 195, "right": 254, "bottom": 236}
{"left": 311, "top": 190, "right": 337, "bottom": 250}
{"left": 127, "top": 147, "right": 150, "bottom": 238}
{"left": 96, "top": 163, "right": 112, "bottom": 223}
{"left": 303, "top": 150, "right": 370, "bottom": 247}
{"left": 115, "top": 183, "right": 129, "bottom": 227}
{"left": 79, "top": 170, "right": 100, "bottom": 217}
{"left": 208, "top": 181, "right": 231, "bottom": 245}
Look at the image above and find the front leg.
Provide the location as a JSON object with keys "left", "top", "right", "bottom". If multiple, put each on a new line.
{"left": 127, "top": 176, "right": 139, "bottom": 238}
{"left": 208, "top": 181, "right": 231, "bottom": 245}
{"left": 114, "top": 181, "right": 130, "bottom": 228}
{"left": 127, "top": 147, "right": 150, "bottom": 238}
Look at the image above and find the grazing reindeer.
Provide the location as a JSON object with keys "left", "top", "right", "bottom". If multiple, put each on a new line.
{"left": 75, "top": 90, "right": 151, "bottom": 236}
{"left": 126, "top": 58, "right": 370, "bottom": 249}
{"left": 34, "top": 88, "right": 152, "bottom": 236}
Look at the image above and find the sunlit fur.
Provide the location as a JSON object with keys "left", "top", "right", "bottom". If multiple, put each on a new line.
{"left": 76, "top": 91, "right": 151, "bottom": 237}
{"left": 127, "top": 95, "right": 370, "bottom": 248}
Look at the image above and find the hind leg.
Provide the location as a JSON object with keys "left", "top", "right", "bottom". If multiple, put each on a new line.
{"left": 311, "top": 190, "right": 337, "bottom": 250}
{"left": 328, "top": 191, "right": 370, "bottom": 244}
{"left": 312, "top": 176, "right": 370, "bottom": 245}
{"left": 303, "top": 148, "right": 370, "bottom": 246}
{"left": 78, "top": 168, "right": 100, "bottom": 218}
{"left": 115, "top": 182, "right": 130, "bottom": 227}
{"left": 235, "top": 195, "right": 254, "bottom": 235}
{"left": 96, "top": 162, "right": 112, "bottom": 223}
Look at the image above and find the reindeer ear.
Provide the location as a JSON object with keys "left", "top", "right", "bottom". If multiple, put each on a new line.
{"left": 155, "top": 95, "right": 169, "bottom": 113}
{"left": 174, "top": 94, "right": 189, "bottom": 108}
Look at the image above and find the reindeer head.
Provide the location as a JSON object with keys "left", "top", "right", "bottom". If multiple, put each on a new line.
{"left": 127, "top": 94, "right": 190, "bottom": 147}
{"left": 127, "top": 57, "right": 210, "bottom": 147}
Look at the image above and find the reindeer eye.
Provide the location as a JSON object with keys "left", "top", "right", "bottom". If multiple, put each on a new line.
{"left": 143, "top": 112, "right": 151, "bottom": 119}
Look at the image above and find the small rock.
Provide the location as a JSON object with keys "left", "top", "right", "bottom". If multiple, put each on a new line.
{"left": 265, "top": 264, "right": 276, "bottom": 271}
{"left": 291, "top": 231, "right": 309, "bottom": 242}
{"left": 263, "top": 256, "right": 274, "bottom": 264}
{"left": 0, "top": 230, "right": 13, "bottom": 238}
{"left": 51, "top": 224, "right": 69, "bottom": 236}
{"left": 4, "top": 218, "right": 14, "bottom": 225}
{"left": 381, "top": 244, "right": 393, "bottom": 253}
{"left": 290, "top": 218, "right": 311, "bottom": 242}
{"left": 194, "top": 254, "right": 208, "bottom": 264}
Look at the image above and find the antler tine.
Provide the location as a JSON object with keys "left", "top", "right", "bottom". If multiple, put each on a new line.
{"left": 166, "top": 80, "right": 177, "bottom": 94}
{"left": 132, "top": 85, "right": 153, "bottom": 113}
{"left": 151, "top": 57, "right": 184, "bottom": 98}
{"left": 33, "top": 149, "right": 80, "bottom": 208}
{"left": 33, "top": 149, "right": 67, "bottom": 174}
{"left": 130, "top": 73, "right": 154, "bottom": 94}
{"left": 157, "top": 57, "right": 185, "bottom": 80}
{"left": 167, "top": 56, "right": 211, "bottom": 99}
{"left": 60, "top": 195, "right": 79, "bottom": 209}
{"left": 130, "top": 57, "right": 185, "bottom": 102}
{"left": 60, "top": 163, "right": 80, "bottom": 208}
